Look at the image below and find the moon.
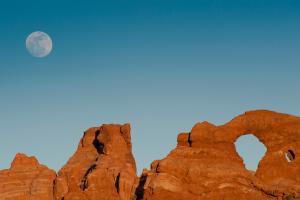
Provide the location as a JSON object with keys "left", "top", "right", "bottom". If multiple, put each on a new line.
{"left": 26, "top": 31, "right": 53, "bottom": 58}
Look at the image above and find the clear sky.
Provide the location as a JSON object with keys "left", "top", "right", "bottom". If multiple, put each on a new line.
{"left": 0, "top": 0, "right": 299, "bottom": 173}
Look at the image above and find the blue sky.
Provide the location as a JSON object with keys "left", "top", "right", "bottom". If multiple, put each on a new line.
{"left": 0, "top": 0, "right": 299, "bottom": 173}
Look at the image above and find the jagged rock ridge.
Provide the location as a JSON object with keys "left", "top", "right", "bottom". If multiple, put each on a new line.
{"left": 0, "top": 110, "right": 300, "bottom": 200}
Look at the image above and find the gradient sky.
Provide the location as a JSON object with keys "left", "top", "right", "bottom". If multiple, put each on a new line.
{"left": 0, "top": 0, "right": 299, "bottom": 173}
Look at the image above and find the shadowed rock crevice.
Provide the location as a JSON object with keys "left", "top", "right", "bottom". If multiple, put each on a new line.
{"left": 115, "top": 173, "right": 121, "bottom": 193}
{"left": 80, "top": 164, "right": 97, "bottom": 191}
{"left": 135, "top": 174, "right": 147, "bottom": 200}
{"left": 93, "top": 130, "right": 105, "bottom": 154}
{"left": 187, "top": 132, "right": 192, "bottom": 147}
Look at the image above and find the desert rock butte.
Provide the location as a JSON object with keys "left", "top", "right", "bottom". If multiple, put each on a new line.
{"left": 0, "top": 110, "right": 300, "bottom": 200}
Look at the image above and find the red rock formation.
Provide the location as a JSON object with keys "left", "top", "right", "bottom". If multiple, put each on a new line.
{"left": 54, "top": 123, "right": 137, "bottom": 200}
{"left": 140, "top": 110, "right": 300, "bottom": 200}
{"left": 0, "top": 153, "right": 56, "bottom": 200}
{"left": 1, "top": 110, "right": 300, "bottom": 200}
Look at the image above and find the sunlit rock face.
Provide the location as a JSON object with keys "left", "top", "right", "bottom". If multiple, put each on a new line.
{"left": 0, "top": 153, "right": 56, "bottom": 200}
{"left": 1, "top": 110, "right": 300, "bottom": 200}
{"left": 140, "top": 110, "right": 300, "bottom": 200}
{"left": 54, "top": 124, "right": 137, "bottom": 200}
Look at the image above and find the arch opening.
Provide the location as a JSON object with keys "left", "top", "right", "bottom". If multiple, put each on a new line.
{"left": 285, "top": 150, "right": 295, "bottom": 163}
{"left": 234, "top": 134, "right": 267, "bottom": 171}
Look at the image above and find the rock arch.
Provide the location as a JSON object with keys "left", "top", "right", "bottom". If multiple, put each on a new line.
{"left": 218, "top": 110, "right": 300, "bottom": 185}
{"left": 1, "top": 110, "right": 300, "bottom": 199}
{"left": 173, "top": 110, "right": 300, "bottom": 199}
{"left": 234, "top": 134, "right": 267, "bottom": 171}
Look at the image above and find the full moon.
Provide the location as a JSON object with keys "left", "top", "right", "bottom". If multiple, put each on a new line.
{"left": 26, "top": 31, "right": 53, "bottom": 58}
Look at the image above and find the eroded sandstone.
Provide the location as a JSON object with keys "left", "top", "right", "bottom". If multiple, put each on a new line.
{"left": 140, "top": 110, "right": 300, "bottom": 200}
{"left": 1, "top": 110, "right": 300, "bottom": 200}
{"left": 0, "top": 153, "right": 56, "bottom": 200}
{"left": 54, "top": 123, "right": 137, "bottom": 200}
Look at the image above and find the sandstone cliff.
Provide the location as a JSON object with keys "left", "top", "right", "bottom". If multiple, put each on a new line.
{"left": 0, "top": 153, "right": 56, "bottom": 200}
{"left": 0, "top": 110, "right": 299, "bottom": 200}
{"left": 54, "top": 124, "right": 137, "bottom": 200}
